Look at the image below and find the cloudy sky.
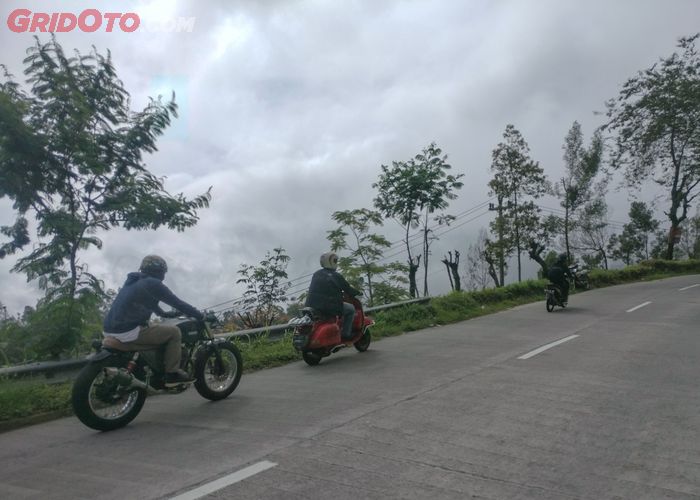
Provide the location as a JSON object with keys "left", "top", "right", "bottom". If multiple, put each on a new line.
{"left": 1, "top": 0, "right": 699, "bottom": 316}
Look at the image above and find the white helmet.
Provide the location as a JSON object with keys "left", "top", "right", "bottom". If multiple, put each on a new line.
{"left": 320, "top": 252, "right": 338, "bottom": 270}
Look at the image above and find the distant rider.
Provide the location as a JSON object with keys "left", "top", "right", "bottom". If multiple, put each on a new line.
{"left": 305, "top": 252, "right": 361, "bottom": 340}
{"left": 102, "top": 255, "right": 204, "bottom": 386}
{"left": 547, "top": 253, "right": 574, "bottom": 305}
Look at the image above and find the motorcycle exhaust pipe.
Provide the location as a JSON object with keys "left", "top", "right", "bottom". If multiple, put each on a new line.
{"left": 103, "top": 367, "right": 158, "bottom": 394}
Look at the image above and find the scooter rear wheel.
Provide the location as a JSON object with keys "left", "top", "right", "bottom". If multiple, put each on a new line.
{"left": 302, "top": 350, "right": 322, "bottom": 366}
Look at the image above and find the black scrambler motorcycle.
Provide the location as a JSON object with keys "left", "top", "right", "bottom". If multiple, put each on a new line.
{"left": 72, "top": 313, "right": 242, "bottom": 431}
{"left": 545, "top": 264, "right": 589, "bottom": 312}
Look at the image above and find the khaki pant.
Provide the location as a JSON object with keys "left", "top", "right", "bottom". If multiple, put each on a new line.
{"left": 118, "top": 324, "right": 182, "bottom": 373}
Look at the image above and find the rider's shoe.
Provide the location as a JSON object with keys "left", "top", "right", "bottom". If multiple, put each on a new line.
{"left": 164, "top": 369, "right": 194, "bottom": 386}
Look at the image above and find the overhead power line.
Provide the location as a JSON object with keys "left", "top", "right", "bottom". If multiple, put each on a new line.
{"left": 203, "top": 197, "right": 495, "bottom": 310}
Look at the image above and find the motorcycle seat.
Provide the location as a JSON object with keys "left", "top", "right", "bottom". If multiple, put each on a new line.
{"left": 101, "top": 336, "right": 160, "bottom": 353}
{"left": 301, "top": 307, "right": 335, "bottom": 321}
{"left": 101, "top": 336, "right": 136, "bottom": 351}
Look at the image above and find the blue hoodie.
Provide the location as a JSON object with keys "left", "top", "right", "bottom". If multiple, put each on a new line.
{"left": 103, "top": 272, "right": 203, "bottom": 333}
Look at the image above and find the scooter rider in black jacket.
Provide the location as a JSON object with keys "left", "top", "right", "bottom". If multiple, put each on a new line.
{"left": 103, "top": 255, "right": 204, "bottom": 386}
{"left": 547, "top": 253, "right": 574, "bottom": 305}
{"left": 305, "top": 252, "right": 361, "bottom": 340}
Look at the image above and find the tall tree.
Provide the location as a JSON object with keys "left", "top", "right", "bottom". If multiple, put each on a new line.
{"left": 623, "top": 201, "right": 659, "bottom": 262}
{"left": 327, "top": 208, "right": 407, "bottom": 306}
{"left": 605, "top": 34, "right": 700, "bottom": 259}
{"left": 555, "top": 122, "right": 603, "bottom": 261}
{"left": 525, "top": 213, "right": 561, "bottom": 277}
{"left": 573, "top": 197, "right": 613, "bottom": 269}
{"left": 373, "top": 158, "right": 421, "bottom": 297}
{"left": 607, "top": 230, "right": 637, "bottom": 266}
{"left": 488, "top": 125, "right": 548, "bottom": 282}
{"left": 373, "top": 142, "right": 463, "bottom": 297}
{"left": 464, "top": 228, "right": 492, "bottom": 291}
{"left": 0, "top": 37, "right": 210, "bottom": 356}
{"left": 441, "top": 251, "right": 461, "bottom": 291}
{"left": 482, "top": 239, "right": 504, "bottom": 288}
{"left": 236, "top": 247, "right": 291, "bottom": 328}
{"left": 486, "top": 197, "right": 512, "bottom": 287}
{"left": 678, "top": 209, "right": 700, "bottom": 258}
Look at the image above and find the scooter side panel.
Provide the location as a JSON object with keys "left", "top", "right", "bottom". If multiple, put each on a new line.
{"left": 308, "top": 321, "right": 341, "bottom": 347}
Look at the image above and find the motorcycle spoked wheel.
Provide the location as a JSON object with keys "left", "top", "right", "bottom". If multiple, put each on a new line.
{"left": 546, "top": 295, "right": 555, "bottom": 312}
{"left": 71, "top": 358, "right": 147, "bottom": 431}
{"left": 302, "top": 350, "right": 323, "bottom": 366}
{"left": 354, "top": 329, "right": 371, "bottom": 352}
{"left": 193, "top": 342, "right": 243, "bottom": 401}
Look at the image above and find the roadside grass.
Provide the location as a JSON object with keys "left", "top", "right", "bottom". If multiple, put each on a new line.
{"left": 0, "top": 378, "right": 73, "bottom": 431}
{"left": 233, "top": 332, "right": 301, "bottom": 372}
{"left": 2, "top": 259, "right": 699, "bottom": 432}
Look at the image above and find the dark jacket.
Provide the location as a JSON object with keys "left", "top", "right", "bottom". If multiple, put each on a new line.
{"left": 103, "top": 272, "right": 203, "bottom": 333}
{"left": 305, "top": 268, "right": 361, "bottom": 315}
{"left": 547, "top": 264, "right": 572, "bottom": 286}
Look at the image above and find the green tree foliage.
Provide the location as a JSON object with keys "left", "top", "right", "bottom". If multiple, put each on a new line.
{"left": 0, "top": 37, "right": 210, "bottom": 356}
{"left": 526, "top": 214, "right": 562, "bottom": 277}
{"left": 236, "top": 247, "right": 291, "bottom": 328}
{"left": 605, "top": 34, "right": 700, "bottom": 259}
{"left": 608, "top": 201, "right": 660, "bottom": 264}
{"left": 573, "top": 197, "right": 613, "bottom": 269}
{"left": 327, "top": 208, "right": 408, "bottom": 306}
{"left": 607, "top": 231, "right": 637, "bottom": 266}
{"left": 677, "top": 210, "right": 700, "bottom": 258}
{"left": 0, "top": 291, "right": 108, "bottom": 363}
{"left": 555, "top": 122, "right": 603, "bottom": 260}
{"left": 488, "top": 125, "right": 548, "bottom": 283}
{"left": 373, "top": 142, "right": 463, "bottom": 297}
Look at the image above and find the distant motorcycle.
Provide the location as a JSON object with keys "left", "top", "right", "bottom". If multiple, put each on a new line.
{"left": 72, "top": 313, "right": 242, "bottom": 431}
{"left": 545, "top": 264, "right": 589, "bottom": 312}
{"left": 545, "top": 283, "right": 567, "bottom": 312}
{"left": 291, "top": 294, "right": 374, "bottom": 366}
{"left": 569, "top": 264, "right": 589, "bottom": 290}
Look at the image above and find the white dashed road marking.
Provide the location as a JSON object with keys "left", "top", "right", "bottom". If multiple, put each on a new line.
{"left": 170, "top": 461, "right": 278, "bottom": 500}
{"left": 679, "top": 284, "right": 699, "bottom": 291}
{"left": 518, "top": 335, "right": 580, "bottom": 360}
{"left": 626, "top": 301, "right": 651, "bottom": 313}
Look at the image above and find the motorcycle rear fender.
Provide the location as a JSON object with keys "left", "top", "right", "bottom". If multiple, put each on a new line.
{"left": 87, "top": 349, "right": 123, "bottom": 363}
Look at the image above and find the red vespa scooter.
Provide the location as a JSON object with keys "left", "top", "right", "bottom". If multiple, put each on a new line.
{"left": 291, "top": 294, "right": 374, "bottom": 366}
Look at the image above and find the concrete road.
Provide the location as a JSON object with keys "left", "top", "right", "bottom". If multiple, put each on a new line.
{"left": 1, "top": 276, "right": 699, "bottom": 500}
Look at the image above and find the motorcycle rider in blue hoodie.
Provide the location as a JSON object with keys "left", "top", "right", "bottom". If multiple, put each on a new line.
{"left": 102, "top": 255, "right": 204, "bottom": 386}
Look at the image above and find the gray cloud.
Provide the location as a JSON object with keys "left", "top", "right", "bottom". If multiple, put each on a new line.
{"left": 1, "top": 0, "right": 699, "bottom": 315}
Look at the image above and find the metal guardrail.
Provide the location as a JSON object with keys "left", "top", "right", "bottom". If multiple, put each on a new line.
{"left": 0, "top": 296, "right": 432, "bottom": 379}
{"left": 218, "top": 296, "right": 430, "bottom": 340}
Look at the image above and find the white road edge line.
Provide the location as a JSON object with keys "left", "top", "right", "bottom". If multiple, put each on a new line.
{"left": 626, "top": 301, "right": 652, "bottom": 313}
{"left": 170, "top": 461, "right": 277, "bottom": 500}
{"left": 518, "top": 335, "right": 580, "bottom": 360}
{"left": 679, "top": 284, "right": 700, "bottom": 291}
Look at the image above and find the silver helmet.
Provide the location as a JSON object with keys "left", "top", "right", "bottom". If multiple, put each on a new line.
{"left": 320, "top": 252, "right": 338, "bottom": 270}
